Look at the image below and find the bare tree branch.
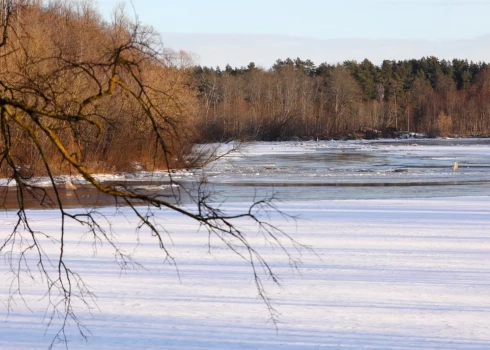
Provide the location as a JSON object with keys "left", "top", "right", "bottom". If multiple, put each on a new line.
{"left": 0, "top": 2, "right": 307, "bottom": 348}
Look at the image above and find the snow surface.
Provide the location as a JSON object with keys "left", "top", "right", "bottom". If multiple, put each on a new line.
{"left": 1, "top": 197, "right": 490, "bottom": 349}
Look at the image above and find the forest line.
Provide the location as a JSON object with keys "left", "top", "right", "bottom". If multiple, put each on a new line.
{"left": 191, "top": 57, "right": 490, "bottom": 141}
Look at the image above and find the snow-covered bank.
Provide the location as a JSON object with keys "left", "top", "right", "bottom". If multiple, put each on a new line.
{"left": 0, "top": 169, "right": 196, "bottom": 188}
{"left": 1, "top": 197, "right": 489, "bottom": 349}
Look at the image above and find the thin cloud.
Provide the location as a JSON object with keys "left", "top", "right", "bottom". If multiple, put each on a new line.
{"left": 378, "top": 0, "right": 490, "bottom": 5}
{"left": 162, "top": 33, "right": 490, "bottom": 68}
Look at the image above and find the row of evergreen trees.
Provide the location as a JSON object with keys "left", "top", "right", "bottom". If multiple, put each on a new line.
{"left": 191, "top": 57, "right": 490, "bottom": 141}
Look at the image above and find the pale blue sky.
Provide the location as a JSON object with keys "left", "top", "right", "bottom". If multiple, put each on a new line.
{"left": 96, "top": 0, "right": 490, "bottom": 67}
{"left": 98, "top": 0, "right": 490, "bottom": 40}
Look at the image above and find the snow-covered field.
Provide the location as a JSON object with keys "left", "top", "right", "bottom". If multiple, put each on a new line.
{"left": 1, "top": 196, "right": 489, "bottom": 349}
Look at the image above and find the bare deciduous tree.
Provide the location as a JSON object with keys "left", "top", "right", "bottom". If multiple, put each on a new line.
{"left": 0, "top": 2, "right": 304, "bottom": 348}
{"left": 325, "top": 66, "right": 361, "bottom": 135}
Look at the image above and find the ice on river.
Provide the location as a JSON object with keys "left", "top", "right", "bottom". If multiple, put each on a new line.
{"left": 1, "top": 196, "right": 490, "bottom": 349}
{"left": 199, "top": 139, "right": 490, "bottom": 201}
{"left": 3, "top": 138, "right": 488, "bottom": 202}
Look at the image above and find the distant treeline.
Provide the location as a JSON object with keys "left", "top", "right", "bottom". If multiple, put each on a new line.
{"left": 191, "top": 57, "right": 490, "bottom": 141}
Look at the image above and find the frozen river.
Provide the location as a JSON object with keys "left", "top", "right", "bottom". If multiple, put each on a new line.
{"left": 201, "top": 138, "right": 490, "bottom": 201}
{"left": 1, "top": 138, "right": 489, "bottom": 207}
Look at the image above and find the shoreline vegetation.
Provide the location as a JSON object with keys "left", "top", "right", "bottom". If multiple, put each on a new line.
{"left": 1, "top": 3, "right": 490, "bottom": 178}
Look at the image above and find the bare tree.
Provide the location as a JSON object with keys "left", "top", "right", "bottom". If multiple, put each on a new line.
{"left": 325, "top": 66, "right": 361, "bottom": 135}
{"left": 0, "top": 2, "right": 304, "bottom": 348}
